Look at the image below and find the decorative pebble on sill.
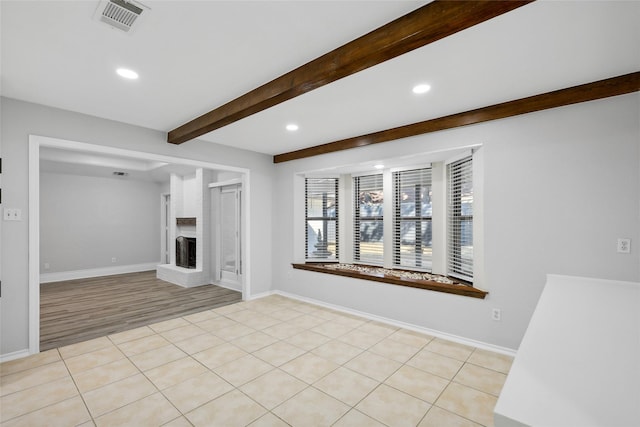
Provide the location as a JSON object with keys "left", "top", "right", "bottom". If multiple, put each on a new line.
{"left": 322, "top": 264, "right": 465, "bottom": 286}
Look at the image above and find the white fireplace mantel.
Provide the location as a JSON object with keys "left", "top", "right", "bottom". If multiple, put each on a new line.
{"left": 157, "top": 168, "right": 212, "bottom": 287}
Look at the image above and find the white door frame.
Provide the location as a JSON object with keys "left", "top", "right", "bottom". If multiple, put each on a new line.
{"left": 28, "top": 135, "right": 251, "bottom": 354}
{"left": 208, "top": 178, "right": 243, "bottom": 290}
{"left": 217, "top": 184, "right": 242, "bottom": 287}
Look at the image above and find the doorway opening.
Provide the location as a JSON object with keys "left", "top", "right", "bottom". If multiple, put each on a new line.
{"left": 214, "top": 183, "right": 242, "bottom": 289}
{"left": 29, "top": 135, "right": 251, "bottom": 354}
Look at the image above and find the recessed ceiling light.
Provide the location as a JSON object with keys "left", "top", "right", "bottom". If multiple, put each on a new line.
{"left": 412, "top": 84, "right": 431, "bottom": 94}
{"left": 286, "top": 123, "right": 299, "bottom": 132}
{"left": 374, "top": 164, "right": 385, "bottom": 169}
{"left": 116, "top": 68, "right": 139, "bottom": 80}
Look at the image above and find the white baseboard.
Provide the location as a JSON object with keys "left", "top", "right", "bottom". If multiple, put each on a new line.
{"left": 270, "top": 290, "right": 517, "bottom": 357}
{"left": 0, "top": 348, "right": 31, "bottom": 363}
{"left": 246, "top": 290, "right": 276, "bottom": 301}
{"left": 212, "top": 280, "right": 243, "bottom": 292}
{"left": 40, "top": 262, "right": 160, "bottom": 284}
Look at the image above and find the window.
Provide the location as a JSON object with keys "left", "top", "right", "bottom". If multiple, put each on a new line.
{"left": 354, "top": 174, "right": 384, "bottom": 265}
{"left": 447, "top": 156, "right": 473, "bottom": 281}
{"left": 305, "top": 178, "right": 338, "bottom": 261}
{"left": 301, "top": 150, "right": 476, "bottom": 286}
{"left": 393, "top": 168, "right": 432, "bottom": 269}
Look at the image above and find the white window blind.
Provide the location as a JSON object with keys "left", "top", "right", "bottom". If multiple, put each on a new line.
{"left": 305, "top": 178, "right": 338, "bottom": 261}
{"left": 393, "top": 168, "right": 432, "bottom": 270}
{"left": 447, "top": 156, "right": 473, "bottom": 282}
{"left": 354, "top": 174, "right": 384, "bottom": 265}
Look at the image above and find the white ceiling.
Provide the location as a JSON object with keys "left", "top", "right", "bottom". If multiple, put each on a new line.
{"left": 2, "top": 0, "right": 639, "bottom": 157}
{"left": 39, "top": 146, "right": 199, "bottom": 182}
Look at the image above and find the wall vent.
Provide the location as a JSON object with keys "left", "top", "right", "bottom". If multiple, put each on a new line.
{"left": 94, "top": 0, "right": 149, "bottom": 33}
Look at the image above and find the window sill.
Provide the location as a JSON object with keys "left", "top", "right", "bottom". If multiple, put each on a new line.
{"left": 292, "top": 263, "right": 488, "bottom": 299}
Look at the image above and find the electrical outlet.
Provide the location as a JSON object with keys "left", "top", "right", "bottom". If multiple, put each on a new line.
{"left": 44, "top": 263, "right": 50, "bottom": 270}
{"left": 111, "top": 257, "right": 117, "bottom": 263}
{"left": 617, "top": 238, "right": 631, "bottom": 254}
{"left": 492, "top": 308, "right": 501, "bottom": 321}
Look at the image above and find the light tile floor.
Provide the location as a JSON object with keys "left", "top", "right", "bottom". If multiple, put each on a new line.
{"left": 0, "top": 295, "right": 513, "bottom": 427}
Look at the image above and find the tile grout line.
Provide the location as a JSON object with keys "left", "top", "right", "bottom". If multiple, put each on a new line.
{"left": 90, "top": 316, "right": 209, "bottom": 425}
{"left": 0, "top": 352, "right": 74, "bottom": 424}
{"left": 163, "top": 322, "right": 249, "bottom": 422}
{"left": 182, "top": 304, "right": 356, "bottom": 424}
{"left": 152, "top": 310, "right": 283, "bottom": 424}
{"left": 204, "top": 307, "right": 375, "bottom": 424}
{"left": 84, "top": 344, "right": 156, "bottom": 424}
{"left": 57, "top": 348, "right": 96, "bottom": 426}
{"left": 71, "top": 325, "right": 176, "bottom": 424}
{"left": 136, "top": 317, "right": 198, "bottom": 422}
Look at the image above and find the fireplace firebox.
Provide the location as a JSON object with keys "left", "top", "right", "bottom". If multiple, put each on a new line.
{"left": 176, "top": 236, "right": 196, "bottom": 269}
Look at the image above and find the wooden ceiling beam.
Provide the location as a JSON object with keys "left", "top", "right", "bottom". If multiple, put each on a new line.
{"left": 273, "top": 72, "right": 640, "bottom": 163}
{"left": 167, "top": 0, "right": 534, "bottom": 145}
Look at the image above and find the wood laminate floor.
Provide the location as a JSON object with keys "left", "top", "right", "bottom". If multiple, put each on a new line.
{"left": 40, "top": 270, "right": 241, "bottom": 351}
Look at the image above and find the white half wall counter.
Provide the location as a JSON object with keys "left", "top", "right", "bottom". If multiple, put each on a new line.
{"left": 494, "top": 274, "right": 640, "bottom": 427}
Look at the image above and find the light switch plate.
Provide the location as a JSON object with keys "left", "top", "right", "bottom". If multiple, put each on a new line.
{"left": 3, "top": 208, "right": 22, "bottom": 221}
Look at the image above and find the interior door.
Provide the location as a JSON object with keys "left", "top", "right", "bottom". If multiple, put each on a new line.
{"left": 219, "top": 185, "right": 241, "bottom": 284}
{"left": 162, "top": 193, "right": 171, "bottom": 264}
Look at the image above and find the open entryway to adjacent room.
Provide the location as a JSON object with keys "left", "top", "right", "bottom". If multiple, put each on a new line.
{"left": 211, "top": 181, "right": 243, "bottom": 291}
{"left": 30, "top": 135, "right": 251, "bottom": 354}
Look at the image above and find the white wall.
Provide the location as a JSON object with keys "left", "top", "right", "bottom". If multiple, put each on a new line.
{"left": 0, "top": 97, "right": 274, "bottom": 355}
{"left": 39, "top": 172, "right": 161, "bottom": 274}
{"left": 2, "top": 94, "right": 638, "bottom": 356}
{"left": 272, "top": 93, "right": 640, "bottom": 351}
{"left": 181, "top": 174, "right": 198, "bottom": 217}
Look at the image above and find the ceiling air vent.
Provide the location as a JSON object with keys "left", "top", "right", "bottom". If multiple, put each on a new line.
{"left": 94, "top": 0, "right": 149, "bottom": 33}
